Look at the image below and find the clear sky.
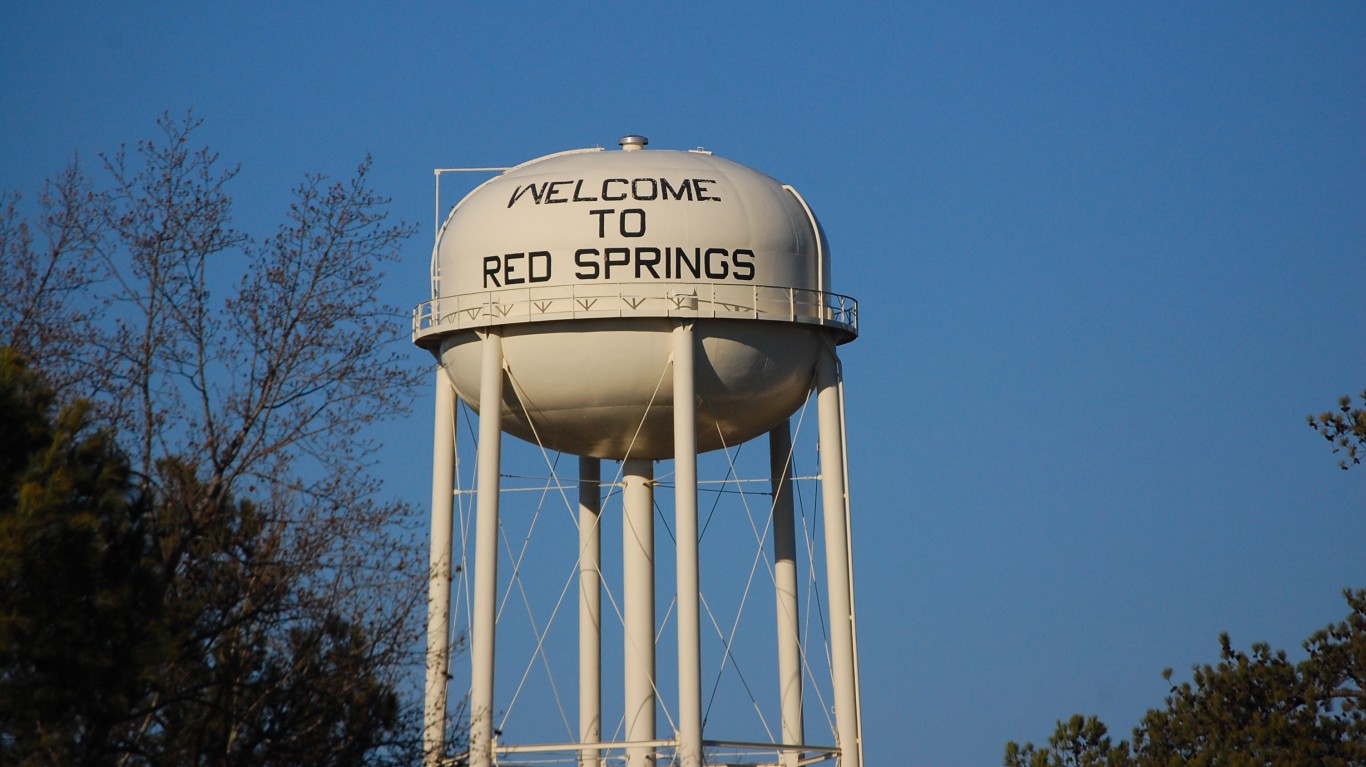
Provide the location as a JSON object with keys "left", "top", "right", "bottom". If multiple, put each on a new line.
{"left": 3, "top": 3, "right": 1364, "bottom": 765}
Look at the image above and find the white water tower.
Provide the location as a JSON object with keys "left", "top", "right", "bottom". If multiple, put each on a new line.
{"left": 415, "top": 136, "right": 862, "bottom": 767}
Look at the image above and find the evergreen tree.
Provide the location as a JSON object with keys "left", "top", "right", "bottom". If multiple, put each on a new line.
{"left": 0, "top": 350, "right": 414, "bottom": 764}
{"left": 0, "top": 348, "right": 158, "bottom": 766}
{"left": 1006, "top": 590, "right": 1366, "bottom": 767}
{"left": 1310, "top": 391, "right": 1366, "bottom": 470}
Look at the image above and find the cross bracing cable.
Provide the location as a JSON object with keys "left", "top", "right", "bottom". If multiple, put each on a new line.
{"left": 448, "top": 350, "right": 847, "bottom": 756}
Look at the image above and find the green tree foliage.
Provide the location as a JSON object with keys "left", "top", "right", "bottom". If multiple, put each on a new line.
{"left": 0, "top": 350, "right": 412, "bottom": 765}
{"left": 0, "top": 348, "right": 157, "bottom": 766}
{"left": 1309, "top": 391, "right": 1366, "bottom": 470}
{"left": 1005, "top": 590, "right": 1366, "bottom": 767}
{"left": 1004, "top": 714, "right": 1133, "bottom": 767}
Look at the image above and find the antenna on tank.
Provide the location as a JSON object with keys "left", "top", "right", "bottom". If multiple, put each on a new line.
{"left": 432, "top": 167, "right": 509, "bottom": 241}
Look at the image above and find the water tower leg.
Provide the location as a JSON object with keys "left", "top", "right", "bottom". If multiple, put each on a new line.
{"left": 769, "top": 421, "right": 804, "bottom": 767}
{"left": 579, "top": 456, "right": 603, "bottom": 767}
{"left": 470, "top": 330, "right": 505, "bottom": 767}
{"left": 622, "top": 458, "right": 656, "bottom": 767}
{"left": 425, "top": 369, "right": 457, "bottom": 767}
{"left": 816, "top": 344, "right": 861, "bottom": 767}
{"left": 673, "top": 322, "right": 703, "bottom": 767}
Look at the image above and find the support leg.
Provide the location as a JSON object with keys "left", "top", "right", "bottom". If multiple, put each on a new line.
{"left": 424, "top": 369, "right": 457, "bottom": 767}
{"left": 469, "top": 331, "right": 504, "bottom": 767}
{"left": 673, "top": 322, "right": 703, "bottom": 767}
{"left": 579, "top": 457, "right": 602, "bottom": 767}
{"left": 770, "top": 420, "right": 804, "bottom": 767}
{"left": 817, "top": 344, "right": 861, "bottom": 767}
{"left": 622, "top": 459, "right": 656, "bottom": 767}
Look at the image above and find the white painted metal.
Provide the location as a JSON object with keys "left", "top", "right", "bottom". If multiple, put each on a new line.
{"left": 413, "top": 283, "right": 857, "bottom": 338}
{"left": 817, "top": 343, "right": 860, "bottom": 767}
{"left": 578, "top": 457, "right": 602, "bottom": 767}
{"left": 469, "top": 330, "right": 504, "bottom": 767}
{"left": 434, "top": 148, "right": 822, "bottom": 294}
{"left": 416, "top": 138, "right": 864, "bottom": 767}
{"left": 434, "top": 320, "right": 825, "bottom": 458}
{"left": 622, "top": 459, "right": 656, "bottom": 767}
{"left": 836, "top": 371, "right": 867, "bottom": 767}
{"left": 782, "top": 184, "right": 831, "bottom": 305}
{"left": 418, "top": 142, "right": 856, "bottom": 460}
{"left": 769, "top": 421, "right": 804, "bottom": 767}
{"left": 424, "top": 370, "right": 457, "bottom": 767}
{"left": 672, "top": 322, "right": 703, "bottom": 767}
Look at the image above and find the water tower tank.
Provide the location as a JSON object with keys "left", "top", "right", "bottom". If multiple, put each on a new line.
{"left": 414, "top": 136, "right": 857, "bottom": 459}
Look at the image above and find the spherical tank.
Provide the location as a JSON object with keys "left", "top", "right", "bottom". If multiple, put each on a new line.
{"left": 413, "top": 137, "right": 857, "bottom": 459}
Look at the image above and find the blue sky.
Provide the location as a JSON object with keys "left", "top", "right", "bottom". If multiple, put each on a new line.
{"left": 3, "top": 3, "right": 1364, "bottom": 765}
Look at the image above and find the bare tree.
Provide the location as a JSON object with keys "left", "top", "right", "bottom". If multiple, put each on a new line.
{"left": 0, "top": 160, "right": 106, "bottom": 393}
{"left": 0, "top": 113, "right": 426, "bottom": 765}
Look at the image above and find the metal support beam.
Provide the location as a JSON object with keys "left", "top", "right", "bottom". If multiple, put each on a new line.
{"left": 424, "top": 369, "right": 457, "bottom": 767}
{"left": 836, "top": 368, "right": 866, "bottom": 767}
{"left": 673, "top": 322, "right": 703, "bottom": 767}
{"left": 817, "top": 343, "right": 861, "bottom": 767}
{"left": 579, "top": 457, "right": 602, "bottom": 767}
{"left": 622, "top": 459, "right": 656, "bottom": 767}
{"left": 769, "top": 420, "right": 804, "bottom": 767}
{"left": 470, "top": 331, "right": 504, "bottom": 767}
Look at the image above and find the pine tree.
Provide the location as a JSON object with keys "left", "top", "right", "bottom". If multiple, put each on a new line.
{"left": 0, "top": 348, "right": 158, "bottom": 766}
{"left": 1006, "top": 590, "right": 1366, "bottom": 767}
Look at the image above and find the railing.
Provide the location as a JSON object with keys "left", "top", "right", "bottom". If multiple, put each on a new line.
{"left": 439, "top": 737, "right": 843, "bottom": 767}
{"left": 412, "top": 282, "right": 858, "bottom": 345}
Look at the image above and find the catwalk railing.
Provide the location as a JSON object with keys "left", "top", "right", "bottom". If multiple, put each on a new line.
{"left": 413, "top": 282, "right": 858, "bottom": 345}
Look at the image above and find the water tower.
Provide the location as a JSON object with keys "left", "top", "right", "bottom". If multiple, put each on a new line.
{"left": 414, "top": 137, "right": 862, "bottom": 767}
